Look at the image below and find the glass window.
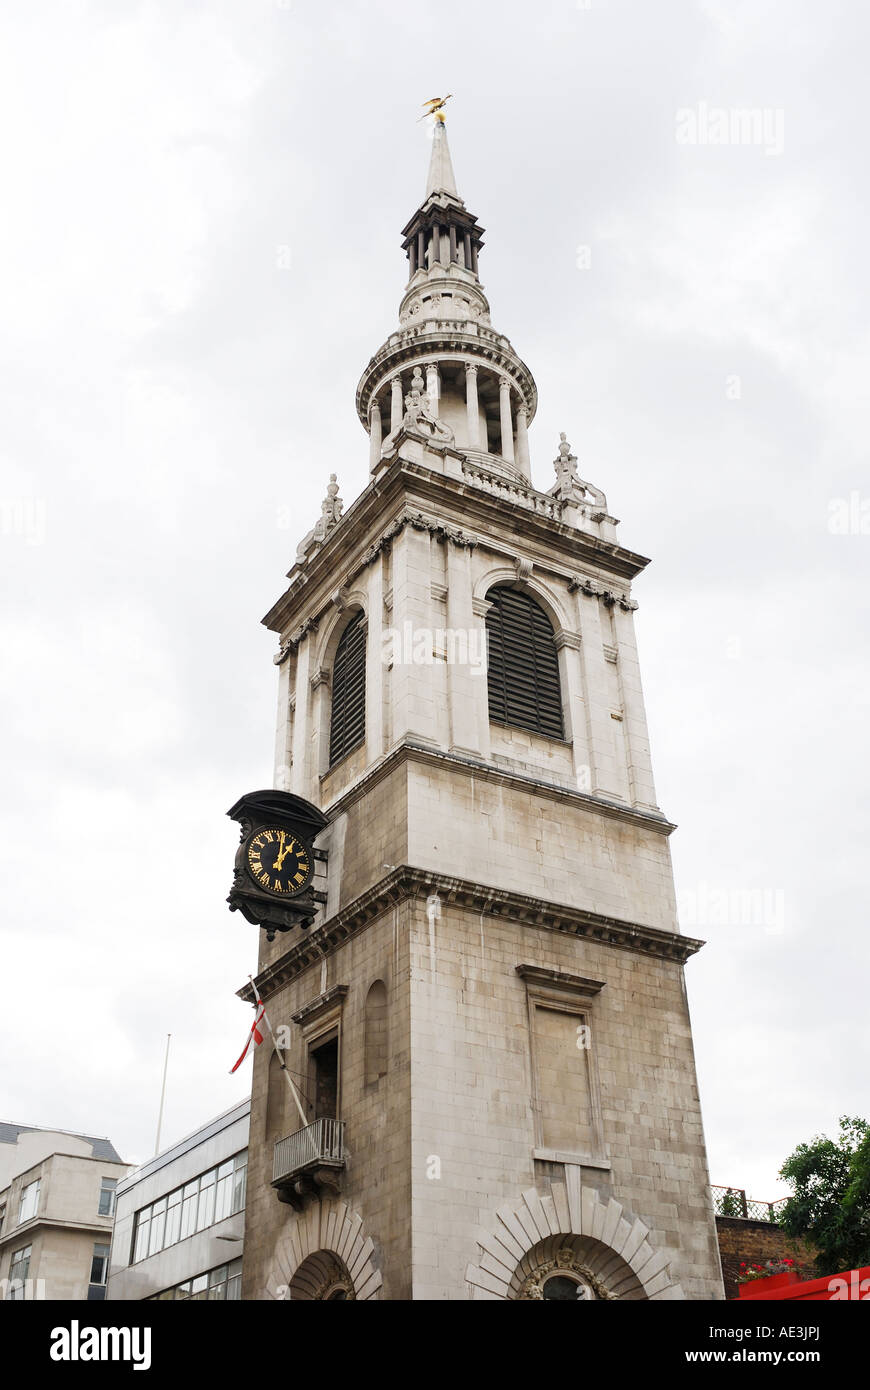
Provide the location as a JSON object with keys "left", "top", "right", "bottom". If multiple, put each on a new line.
{"left": 130, "top": 1150, "right": 248, "bottom": 1262}
{"left": 214, "top": 1160, "right": 234, "bottom": 1223}
{"left": 90, "top": 1242, "right": 110, "bottom": 1285}
{"left": 132, "top": 1212, "right": 150, "bottom": 1264}
{"left": 180, "top": 1181, "right": 199, "bottom": 1241}
{"left": 148, "top": 1198, "right": 167, "bottom": 1257}
{"left": 227, "top": 1259, "right": 242, "bottom": 1301}
{"left": 165, "top": 1189, "right": 182, "bottom": 1247}
{"left": 98, "top": 1178, "right": 117, "bottom": 1217}
{"left": 190, "top": 1273, "right": 208, "bottom": 1301}
{"left": 8, "top": 1245, "right": 32, "bottom": 1301}
{"left": 231, "top": 1154, "right": 247, "bottom": 1215}
{"left": 18, "top": 1179, "right": 40, "bottom": 1224}
{"left": 197, "top": 1172, "right": 215, "bottom": 1232}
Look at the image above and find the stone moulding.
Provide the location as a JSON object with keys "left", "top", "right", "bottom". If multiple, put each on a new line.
{"left": 466, "top": 1181, "right": 685, "bottom": 1301}
{"left": 262, "top": 453, "right": 651, "bottom": 637}
{"left": 264, "top": 1199, "right": 382, "bottom": 1302}
{"left": 325, "top": 739, "right": 676, "bottom": 836}
{"left": 238, "top": 866, "right": 704, "bottom": 1004}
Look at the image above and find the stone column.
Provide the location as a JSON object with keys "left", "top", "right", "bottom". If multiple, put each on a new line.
{"left": 391, "top": 376, "right": 404, "bottom": 434}
{"left": 611, "top": 602, "right": 658, "bottom": 810}
{"left": 499, "top": 377, "right": 515, "bottom": 466}
{"left": 369, "top": 398, "right": 382, "bottom": 471}
{"left": 417, "top": 230, "right": 425, "bottom": 268}
{"left": 516, "top": 404, "right": 531, "bottom": 480}
{"left": 446, "top": 541, "right": 482, "bottom": 757}
{"left": 426, "top": 363, "right": 440, "bottom": 415}
{"left": 310, "top": 667, "right": 332, "bottom": 780}
{"left": 449, "top": 225, "right": 457, "bottom": 263}
{"left": 364, "top": 558, "right": 385, "bottom": 766}
{"left": 573, "top": 591, "right": 623, "bottom": 801}
{"left": 465, "top": 364, "right": 480, "bottom": 448}
{"left": 290, "top": 633, "right": 312, "bottom": 799}
{"left": 273, "top": 655, "right": 294, "bottom": 791}
{"left": 390, "top": 524, "right": 438, "bottom": 750}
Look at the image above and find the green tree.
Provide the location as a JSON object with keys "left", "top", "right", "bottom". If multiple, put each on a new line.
{"left": 777, "top": 1116, "right": 870, "bottom": 1276}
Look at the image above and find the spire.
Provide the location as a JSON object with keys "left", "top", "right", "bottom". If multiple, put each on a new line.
{"left": 425, "top": 119, "right": 460, "bottom": 201}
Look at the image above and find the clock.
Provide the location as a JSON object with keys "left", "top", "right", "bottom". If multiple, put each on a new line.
{"left": 227, "top": 790, "right": 329, "bottom": 939}
{"left": 244, "top": 828, "right": 313, "bottom": 899}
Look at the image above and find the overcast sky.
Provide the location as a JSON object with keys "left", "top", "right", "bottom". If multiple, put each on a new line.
{"left": 1, "top": 0, "right": 867, "bottom": 1203}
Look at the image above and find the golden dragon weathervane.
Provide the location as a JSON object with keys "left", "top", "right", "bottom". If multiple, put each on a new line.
{"left": 419, "top": 94, "right": 453, "bottom": 124}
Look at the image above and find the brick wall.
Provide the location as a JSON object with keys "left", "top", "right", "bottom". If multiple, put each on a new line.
{"left": 716, "top": 1217, "right": 817, "bottom": 1300}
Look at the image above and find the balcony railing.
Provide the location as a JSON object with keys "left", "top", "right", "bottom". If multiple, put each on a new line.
{"left": 273, "top": 1119, "right": 346, "bottom": 1187}
{"left": 712, "top": 1185, "right": 789, "bottom": 1223}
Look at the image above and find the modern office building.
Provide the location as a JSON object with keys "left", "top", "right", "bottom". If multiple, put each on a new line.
{"left": 107, "top": 1099, "right": 248, "bottom": 1301}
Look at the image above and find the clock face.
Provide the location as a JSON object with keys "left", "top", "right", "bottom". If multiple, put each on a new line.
{"left": 245, "top": 828, "right": 313, "bottom": 899}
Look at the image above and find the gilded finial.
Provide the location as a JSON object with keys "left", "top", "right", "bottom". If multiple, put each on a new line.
{"left": 419, "top": 94, "right": 453, "bottom": 124}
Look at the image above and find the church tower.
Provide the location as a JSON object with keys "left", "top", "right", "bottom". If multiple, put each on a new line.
{"left": 239, "top": 119, "right": 724, "bottom": 1302}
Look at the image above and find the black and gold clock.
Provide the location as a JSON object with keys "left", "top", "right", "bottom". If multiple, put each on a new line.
{"left": 245, "top": 827, "right": 313, "bottom": 899}
{"left": 227, "top": 790, "right": 329, "bottom": 939}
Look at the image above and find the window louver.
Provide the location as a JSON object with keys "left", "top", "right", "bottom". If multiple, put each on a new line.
{"left": 486, "top": 586, "right": 564, "bottom": 740}
{"left": 329, "top": 612, "right": 367, "bottom": 767}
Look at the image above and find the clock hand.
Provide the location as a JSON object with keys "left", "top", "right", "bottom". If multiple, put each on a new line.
{"left": 275, "top": 833, "right": 294, "bottom": 871}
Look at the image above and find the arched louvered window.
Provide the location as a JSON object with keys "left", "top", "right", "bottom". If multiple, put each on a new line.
{"left": 486, "top": 586, "right": 564, "bottom": 740}
{"left": 329, "top": 611, "right": 366, "bottom": 767}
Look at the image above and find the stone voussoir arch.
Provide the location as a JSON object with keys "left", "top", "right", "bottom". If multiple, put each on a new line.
{"left": 472, "top": 564, "right": 574, "bottom": 637}
{"left": 264, "top": 1200, "right": 382, "bottom": 1301}
{"left": 466, "top": 1180, "right": 685, "bottom": 1301}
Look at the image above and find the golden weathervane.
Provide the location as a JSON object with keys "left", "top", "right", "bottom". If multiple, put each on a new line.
{"left": 419, "top": 94, "right": 453, "bottom": 124}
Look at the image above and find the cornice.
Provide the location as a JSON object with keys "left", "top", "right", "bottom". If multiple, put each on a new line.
{"left": 323, "top": 739, "right": 676, "bottom": 837}
{"left": 262, "top": 455, "right": 649, "bottom": 638}
{"left": 238, "top": 867, "right": 704, "bottom": 1003}
{"left": 291, "top": 984, "right": 349, "bottom": 1027}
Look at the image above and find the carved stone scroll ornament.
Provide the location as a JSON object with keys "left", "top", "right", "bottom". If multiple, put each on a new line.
{"left": 567, "top": 573, "right": 638, "bottom": 613}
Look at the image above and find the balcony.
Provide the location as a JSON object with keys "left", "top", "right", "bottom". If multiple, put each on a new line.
{"left": 272, "top": 1119, "right": 347, "bottom": 1210}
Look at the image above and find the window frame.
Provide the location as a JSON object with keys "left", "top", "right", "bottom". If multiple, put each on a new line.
{"left": 8, "top": 1244, "right": 32, "bottom": 1301}
{"left": 18, "top": 1178, "right": 40, "bottom": 1225}
{"left": 485, "top": 584, "right": 565, "bottom": 741}
{"left": 98, "top": 1177, "right": 117, "bottom": 1217}
{"left": 327, "top": 610, "right": 367, "bottom": 769}
{"left": 130, "top": 1149, "right": 247, "bottom": 1264}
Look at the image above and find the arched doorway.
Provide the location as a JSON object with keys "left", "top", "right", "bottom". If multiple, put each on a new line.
{"left": 287, "top": 1250, "right": 355, "bottom": 1301}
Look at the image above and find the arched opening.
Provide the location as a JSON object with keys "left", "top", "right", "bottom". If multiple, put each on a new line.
{"left": 329, "top": 611, "right": 366, "bottom": 767}
{"left": 364, "top": 980, "right": 389, "bottom": 1086}
{"left": 287, "top": 1250, "right": 356, "bottom": 1301}
{"left": 510, "top": 1234, "right": 647, "bottom": 1301}
{"left": 485, "top": 585, "right": 564, "bottom": 740}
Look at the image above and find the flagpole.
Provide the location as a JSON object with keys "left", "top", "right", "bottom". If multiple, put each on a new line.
{"left": 249, "top": 977, "right": 308, "bottom": 1129}
{"left": 154, "top": 1033, "right": 171, "bottom": 1157}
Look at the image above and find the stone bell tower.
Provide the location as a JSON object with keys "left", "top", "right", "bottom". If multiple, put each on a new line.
{"left": 238, "top": 118, "right": 724, "bottom": 1302}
